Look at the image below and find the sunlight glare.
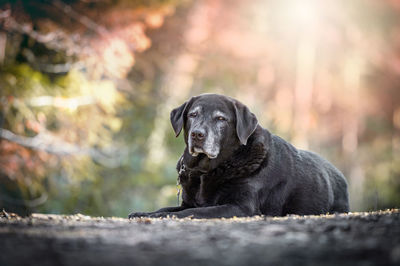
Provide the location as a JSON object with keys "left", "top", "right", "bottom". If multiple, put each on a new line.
{"left": 284, "top": 0, "right": 321, "bottom": 28}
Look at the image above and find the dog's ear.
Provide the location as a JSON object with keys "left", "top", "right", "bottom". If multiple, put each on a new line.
{"left": 170, "top": 97, "right": 195, "bottom": 137}
{"left": 233, "top": 100, "right": 258, "bottom": 145}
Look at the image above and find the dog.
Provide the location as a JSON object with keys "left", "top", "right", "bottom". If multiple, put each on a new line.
{"left": 129, "top": 94, "right": 349, "bottom": 219}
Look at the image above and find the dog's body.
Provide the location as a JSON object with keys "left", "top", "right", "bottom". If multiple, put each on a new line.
{"left": 129, "top": 94, "right": 349, "bottom": 219}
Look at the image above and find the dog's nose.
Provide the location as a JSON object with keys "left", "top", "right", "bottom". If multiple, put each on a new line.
{"left": 191, "top": 130, "right": 206, "bottom": 141}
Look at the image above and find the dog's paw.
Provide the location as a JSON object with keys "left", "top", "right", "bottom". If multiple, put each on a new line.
{"left": 128, "top": 212, "right": 151, "bottom": 219}
{"left": 147, "top": 212, "right": 181, "bottom": 218}
{"left": 148, "top": 212, "right": 168, "bottom": 218}
{"left": 128, "top": 211, "right": 180, "bottom": 219}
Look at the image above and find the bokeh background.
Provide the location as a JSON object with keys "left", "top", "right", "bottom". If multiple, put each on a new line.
{"left": 0, "top": 0, "right": 399, "bottom": 217}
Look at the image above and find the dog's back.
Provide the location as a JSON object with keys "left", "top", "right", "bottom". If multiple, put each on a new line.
{"left": 262, "top": 132, "right": 349, "bottom": 215}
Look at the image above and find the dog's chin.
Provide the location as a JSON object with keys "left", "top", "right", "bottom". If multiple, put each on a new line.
{"left": 190, "top": 147, "right": 218, "bottom": 159}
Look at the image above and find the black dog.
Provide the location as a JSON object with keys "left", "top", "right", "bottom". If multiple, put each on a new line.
{"left": 129, "top": 94, "right": 349, "bottom": 219}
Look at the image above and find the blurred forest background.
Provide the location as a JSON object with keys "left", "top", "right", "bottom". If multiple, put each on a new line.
{"left": 0, "top": 0, "right": 399, "bottom": 217}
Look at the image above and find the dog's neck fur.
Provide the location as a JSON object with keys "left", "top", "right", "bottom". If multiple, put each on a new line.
{"left": 178, "top": 126, "right": 269, "bottom": 207}
{"left": 181, "top": 126, "right": 269, "bottom": 175}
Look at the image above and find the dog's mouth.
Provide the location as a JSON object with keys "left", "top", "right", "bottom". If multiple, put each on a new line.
{"left": 190, "top": 146, "right": 218, "bottom": 159}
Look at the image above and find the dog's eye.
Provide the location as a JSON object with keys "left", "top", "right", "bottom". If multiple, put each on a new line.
{"left": 216, "top": 116, "right": 226, "bottom": 121}
{"left": 188, "top": 112, "right": 198, "bottom": 118}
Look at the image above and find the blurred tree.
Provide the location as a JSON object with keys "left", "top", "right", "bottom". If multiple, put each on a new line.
{"left": 0, "top": 0, "right": 187, "bottom": 216}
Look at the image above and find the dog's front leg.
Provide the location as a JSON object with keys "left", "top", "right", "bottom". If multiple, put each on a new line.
{"left": 145, "top": 204, "right": 254, "bottom": 219}
{"left": 128, "top": 206, "right": 188, "bottom": 219}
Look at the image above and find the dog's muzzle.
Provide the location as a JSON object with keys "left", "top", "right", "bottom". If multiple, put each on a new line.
{"left": 189, "top": 129, "right": 219, "bottom": 159}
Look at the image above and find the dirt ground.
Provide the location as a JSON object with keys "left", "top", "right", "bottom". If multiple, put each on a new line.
{"left": 0, "top": 209, "right": 399, "bottom": 266}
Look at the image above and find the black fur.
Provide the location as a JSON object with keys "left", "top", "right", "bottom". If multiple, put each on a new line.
{"left": 129, "top": 94, "right": 349, "bottom": 218}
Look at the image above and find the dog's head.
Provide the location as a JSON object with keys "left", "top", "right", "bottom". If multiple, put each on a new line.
{"left": 170, "top": 94, "right": 258, "bottom": 164}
